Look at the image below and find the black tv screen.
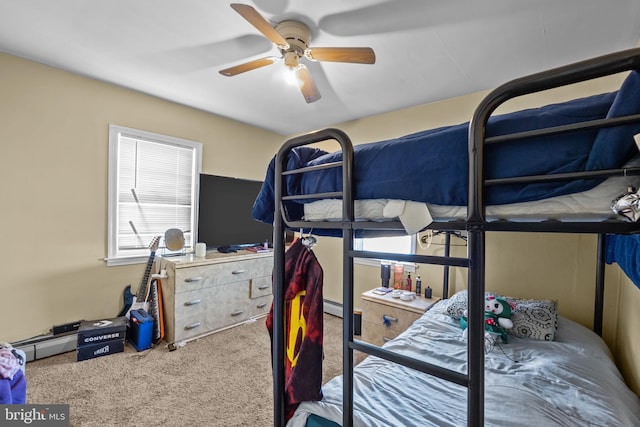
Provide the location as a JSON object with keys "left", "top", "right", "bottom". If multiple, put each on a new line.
{"left": 197, "top": 174, "right": 273, "bottom": 249}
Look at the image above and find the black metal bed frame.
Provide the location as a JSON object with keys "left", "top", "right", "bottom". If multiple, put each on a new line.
{"left": 271, "top": 47, "right": 640, "bottom": 427}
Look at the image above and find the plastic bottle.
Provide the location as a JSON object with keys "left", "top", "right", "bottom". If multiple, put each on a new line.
{"left": 393, "top": 264, "right": 404, "bottom": 289}
{"left": 381, "top": 263, "right": 391, "bottom": 288}
{"left": 405, "top": 273, "right": 412, "bottom": 291}
{"left": 415, "top": 275, "right": 422, "bottom": 297}
{"left": 425, "top": 285, "right": 432, "bottom": 299}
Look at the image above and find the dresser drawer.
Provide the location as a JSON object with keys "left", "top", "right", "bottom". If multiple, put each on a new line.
{"left": 174, "top": 281, "right": 248, "bottom": 316}
{"left": 248, "top": 294, "right": 272, "bottom": 318}
{"left": 174, "top": 282, "right": 251, "bottom": 341}
{"left": 362, "top": 299, "right": 422, "bottom": 335}
{"left": 250, "top": 276, "right": 272, "bottom": 298}
{"left": 361, "top": 320, "right": 400, "bottom": 346}
{"left": 175, "top": 308, "right": 249, "bottom": 341}
{"left": 175, "top": 256, "right": 273, "bottom": 293}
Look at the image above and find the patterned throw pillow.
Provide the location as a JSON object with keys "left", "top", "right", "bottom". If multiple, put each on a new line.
{"left": 445, "top": 290, "right": 558, "bottom": 341}
{"left": 445, "top": 290, "right": 472, "bottom": 320}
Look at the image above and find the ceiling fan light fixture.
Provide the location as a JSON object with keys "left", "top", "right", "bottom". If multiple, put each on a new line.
{"left": 283, "top": 51, "right": 299, "bottom": 68}
{"left": 285, "top": 65, "right": 301, "bottom": 86}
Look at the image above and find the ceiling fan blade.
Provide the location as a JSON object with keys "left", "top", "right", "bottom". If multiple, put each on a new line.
{"left": 305, "top": 47, "right": 375, "bottom": 64}
{"left": 295, "top": 65, "right": 321, "bottom": 103}
{"left": 219, "top": 56, "right": 279, "bottom": 76}
{"left": 230, "top": 3, "right": 289, "bottom": 49}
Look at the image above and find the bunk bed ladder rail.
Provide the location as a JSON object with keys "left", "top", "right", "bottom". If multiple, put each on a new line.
{"left": 273, "top": 131, "right": 482, "bottom": 426}
{"left": 272, "top": 129, "right": 479, "bottom": 427}
{"left": 347, "top": 248, "right": 473, "bottom": 386}
{"left": 272, "top": 128, "right": 355, "bottom": 427}
{"left": 467, "top": 47, "right": 640, "bottom": 427}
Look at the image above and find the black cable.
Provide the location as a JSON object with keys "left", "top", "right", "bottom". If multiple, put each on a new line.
{"left": 496, "top": 342, "right": 519, "bottom": 364}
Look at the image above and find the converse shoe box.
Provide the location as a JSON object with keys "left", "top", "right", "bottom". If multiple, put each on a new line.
{"left": 77, "top": 316, "right": 127, "bottom": 361}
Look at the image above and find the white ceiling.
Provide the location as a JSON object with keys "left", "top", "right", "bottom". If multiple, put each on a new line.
{"left": 1, "top": 1, "right": 639, "bottom": 135}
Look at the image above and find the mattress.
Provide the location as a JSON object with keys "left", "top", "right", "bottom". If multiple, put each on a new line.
{"left": 287, "top": 301, "right": 640, "bottom": 427}
{"left": 301, "top": 155, "right": 640, "bottom": 228}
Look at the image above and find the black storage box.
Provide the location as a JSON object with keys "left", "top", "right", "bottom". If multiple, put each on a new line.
{"left": 77, "top": 316, "right": 127, "bottom": 361}
{"left": 77, "top": 338, "right": 125, "bottom": 361}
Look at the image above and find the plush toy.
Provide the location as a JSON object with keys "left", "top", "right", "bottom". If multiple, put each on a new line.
{"left": 460, "top": 295, "right": 515, "bottom": 346}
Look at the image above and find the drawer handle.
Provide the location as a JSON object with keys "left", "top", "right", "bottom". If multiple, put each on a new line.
{"left": 184, "top": 322, "right": 201, "bottom": 330}
{"left": 232, "top": 269, "right": 246, "bottom": 275}
{"left": 184, "top": 299, "right": 201, "bottom": 306}
{"left": 382, "top": 315, "right": 398, "bottom": 326}
{"left": 258, "top": 284, "right": 270, "bottom": 290}
{"left": 185, "top": 276, "right": 202, "bottom": 282}
{"left": 231, "top": 310, "right": 244, "bottom": 317}
{"left": 257, "top": 303, "right": 267, "bottom": 309}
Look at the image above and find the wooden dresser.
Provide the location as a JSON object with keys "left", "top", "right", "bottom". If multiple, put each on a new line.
{"left": 156, "top": 250, "right": 273, "bottom": 344}
{"left": 361, "top": 289, "right": 437, "bottom": 346}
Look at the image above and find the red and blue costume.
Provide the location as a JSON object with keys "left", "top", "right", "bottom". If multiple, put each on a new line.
{"left": 266, "top": 238, "right": 324, "bottom": 421}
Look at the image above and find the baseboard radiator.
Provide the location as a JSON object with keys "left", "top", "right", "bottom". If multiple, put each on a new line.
{"left": 324, "top": 299, "right": 344, "bottom": 318}
{"left": 12, "top": 333, "right": 77, "bottom": 362}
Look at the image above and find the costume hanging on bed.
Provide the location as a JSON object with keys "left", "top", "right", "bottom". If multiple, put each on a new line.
{"left": 266, "top": 238, "right": 324, "bottom": 422}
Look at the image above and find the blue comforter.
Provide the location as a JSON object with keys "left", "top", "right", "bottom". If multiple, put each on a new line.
{"left": 253, "top": 71, "right": 640, "bottom": 226}
{"left": 606, "top": 234, "right": 640, "bottom": 289}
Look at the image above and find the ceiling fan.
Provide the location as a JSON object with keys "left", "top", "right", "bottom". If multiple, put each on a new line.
{"left": 219, "top": 3, "right": 376, "bottom": 103}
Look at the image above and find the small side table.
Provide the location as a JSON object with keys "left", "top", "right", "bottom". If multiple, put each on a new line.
{"left": 361, "top": 289, "right": 437, "bottom": 346}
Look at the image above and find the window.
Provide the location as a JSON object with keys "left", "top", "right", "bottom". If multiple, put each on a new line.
{"left": 354, "top": 234, "right": 416, "bottom": 268}
{"left": 107, "top": 125, "right": 202, "bottom": 266}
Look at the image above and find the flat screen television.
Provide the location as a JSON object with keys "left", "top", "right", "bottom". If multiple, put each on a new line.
{"left": 197, "top": 174, "right": 273, "bottom": 249}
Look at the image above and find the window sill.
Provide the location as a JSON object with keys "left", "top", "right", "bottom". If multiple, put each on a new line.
{"left": 105, "top": 255, "right": 148, "bottom": 267}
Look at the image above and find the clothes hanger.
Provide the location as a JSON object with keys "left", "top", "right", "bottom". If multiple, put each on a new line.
{"left": 300, "top": 228, "right": 317, "bottom": 249}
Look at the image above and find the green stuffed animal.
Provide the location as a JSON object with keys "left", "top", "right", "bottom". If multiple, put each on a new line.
{"left": 460, "top": 294, "right": 515, "bottom": 345}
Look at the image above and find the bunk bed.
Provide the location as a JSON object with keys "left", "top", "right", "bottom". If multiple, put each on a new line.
{"left": 255, "top": 48, "right": 640, "bottom": 427}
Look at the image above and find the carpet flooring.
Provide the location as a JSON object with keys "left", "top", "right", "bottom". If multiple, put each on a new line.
{"left": 25, "top": 314, "right": 344, "bottom": 427}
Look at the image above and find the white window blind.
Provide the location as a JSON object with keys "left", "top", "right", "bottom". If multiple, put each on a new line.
{"left": 107, "top": 125, "right": 202, "bottom": 266}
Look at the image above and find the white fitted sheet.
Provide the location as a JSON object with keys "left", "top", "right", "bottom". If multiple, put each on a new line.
{"left": 303, "top": 156, "right": 640, "bottom": 224}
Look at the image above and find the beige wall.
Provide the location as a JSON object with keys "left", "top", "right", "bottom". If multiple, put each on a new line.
{"left": 0, "top": 53, "right": 282, "bottom": 342}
